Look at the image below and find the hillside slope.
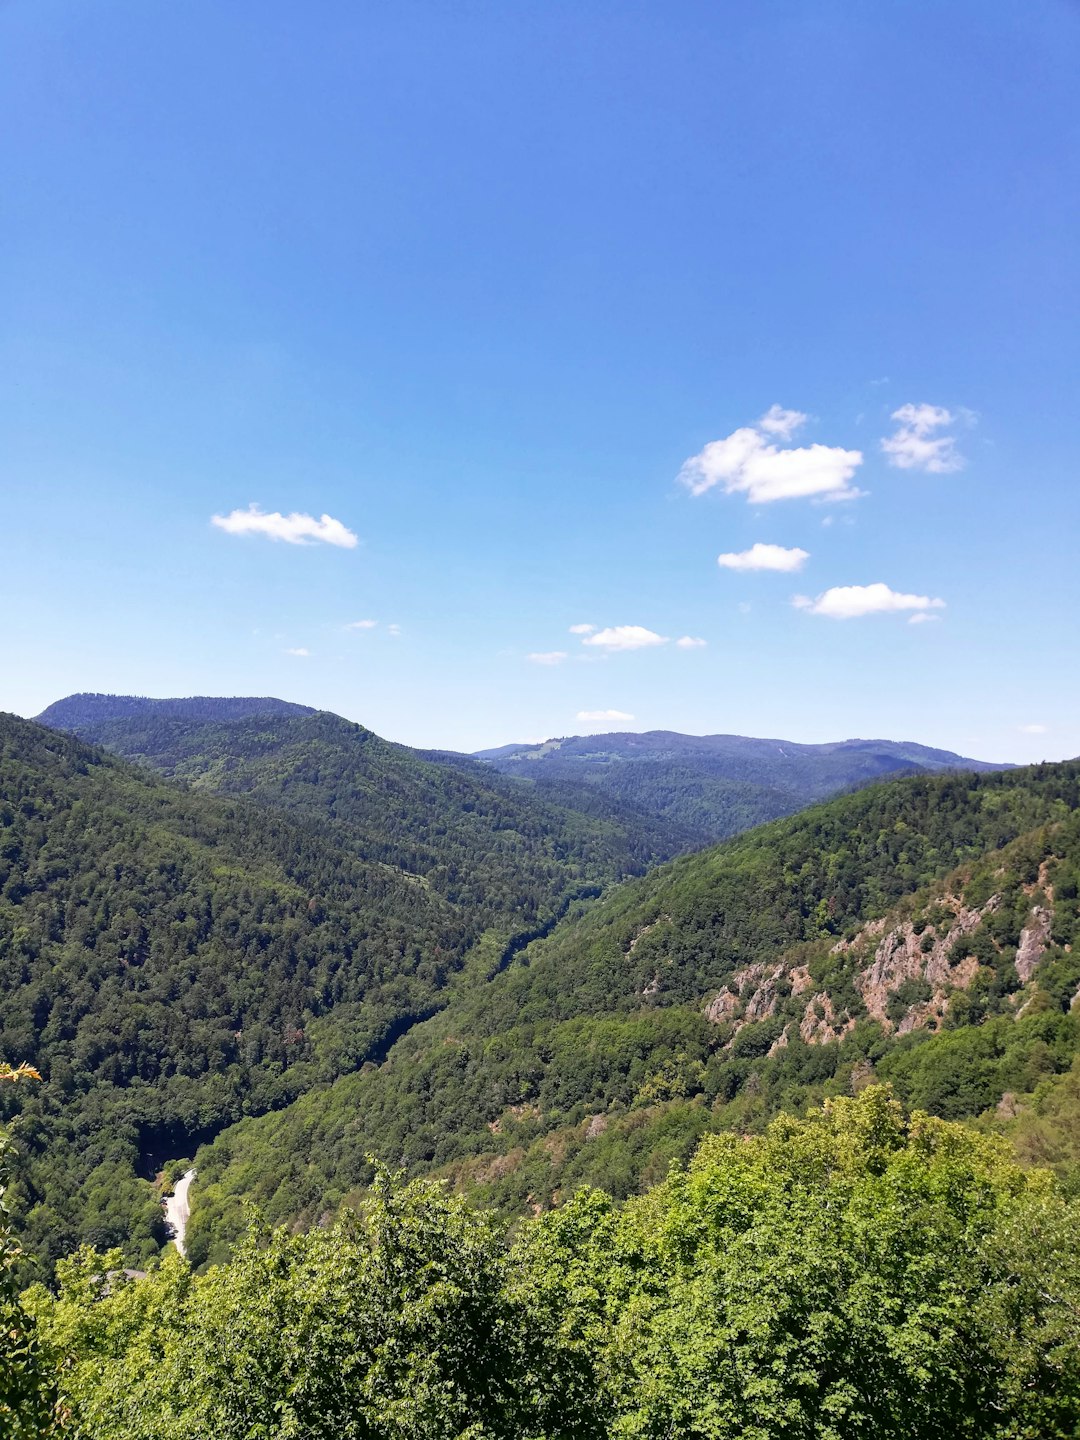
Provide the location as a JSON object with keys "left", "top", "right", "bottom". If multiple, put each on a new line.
{"left": 0, "top": 711, "right": 680, "bottom": 1276}
{"left": 184, "top": 761, "right": 1080, "bottom": 1263}
{"left": 37, "top": 699, "right": 694, "bottom": 907}
{"left": 475, "top": 728, "right": 1007, "bottom": 840}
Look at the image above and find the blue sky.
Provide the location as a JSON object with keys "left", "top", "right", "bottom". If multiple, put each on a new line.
{"left": 2, "top": 0, "right": 1077, "bottom": 760}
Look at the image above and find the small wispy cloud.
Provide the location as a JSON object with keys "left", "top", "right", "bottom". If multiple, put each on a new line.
{"left": 756, "top": 404, "right": 808, "bottom": 439}
{"left": 212, "top": 504, "right": 358, "bottom": 548}
{"left": 582, "top": 625, "right": 668, "bottom": 652}
{"left": 678, "top": 407, "right": 863, "bottom": 504}
{"left": 528, "top": 651, "right": 568, "bottom": 666}
{"left": 569, "top": 623, "right": 596, "bottom": 635}
{"left": 387, "top": 623, "right": 402, "bottom": 637}
{"left": 676, "top": 636, "right": 707, "bottom": 649}
{"left": 577, "top": 709, "right": 635, "bottom": 723}
{"left": 793, "top": 582, "right": 946, "bottom": 621}
{"left": 346, "top": 619, "right": 378, "bottom": 630}
{"left": 908, "top": 612, "right": 941, "bottom": 626}
{"left": 717, "top": 542, "right": 809, "bottom": 573}
{"left": 737, "top": 601, "right": 752, "bottom": 615}
{"left": 881, "top": 404, "right": 966, "bottom": 474}
{"left": 284, "top": 647, "right": 310, "bottom": 657}
{"left": 1018, "top": 723, "right": 1048, "bottom": 734}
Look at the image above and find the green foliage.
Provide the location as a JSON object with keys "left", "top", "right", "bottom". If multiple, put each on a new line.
{"left": 0, "top": 1066, "right": 56, "bottom": 1436}
{"left": 187, "top": 761, "right": 1080, "bottom": 1250}
{"left": 479, "top": 729, "right": 1005, "bottom": 843}
{"left": 25, "top": 1091, "right": 1080, "bottom": 1439}
{"left": 0, "top": 709, "right": 674, "bottom": 1277}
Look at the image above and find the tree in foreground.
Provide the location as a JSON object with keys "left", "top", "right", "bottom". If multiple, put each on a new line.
{"left": 25, "top": 1087, "right": 1080, "bottom": 1439}
{"left": 1, "top": 1062, "right": 56, "bottom": 1437}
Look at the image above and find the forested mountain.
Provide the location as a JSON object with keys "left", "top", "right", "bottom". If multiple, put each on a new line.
{"left": 36, "top": 693, "right": 316, "bottom": 729}
{"left": 37, "top": 696, "right": 694, "bottom": 885}
{"left": 0, "top": 711, "right": 676, "bottom": 1277}
{"left": 182, "top": 760, "right": 1080, "bottom": 1264}
{"left": 475, "top": 728, "right": 1007, "bottom": 840}
{"left": 40, "top": 693, "right": 1006, "bottom": 853}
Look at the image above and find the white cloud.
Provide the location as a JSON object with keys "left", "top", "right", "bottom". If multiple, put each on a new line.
{"left": 346, "top": 619, "right": 377, "bottom": 630}
{"left": 213, "top": 509, "right": 360, "bottom": 547}
{"left": 737, "top": 601, "right": 752, "bottom": 615}
{"left": 1018, "top": 723, "right": 1048, "bottom": 734}
{"left": 676, "top": 636, "right": 707, "bottom": 649}
{"left": 881, "top": 403, "right": 965, "bottom": 474}
{"left": 678, "top": 409, "right": 863, "bottom": 504}
{"left": 793, "top": 582, "right": 946, "bottom": 620}
{"left": 908, "top": 612, "right": 941, "bottom": 626}
{"left": 387, "top": 623, "right": 402, "bottom": 636}
{"left": 757, "top": 404, "right": 808, "bottom": 439}
{"left": 568, "top": 623, "right": 596, "bottom": 635}
{"left": 212, "top": 504, "right": 358, "bottom": 548}
{"left": 528, "top": 651, "right": 568, "bottom": 665}
{"left": 577, "top": 709, "right": 635, "bottom": 723}
{"left": 582, "top": 625, "right": 668, "bottom": 652}
{"left": 717, "top": 542, "right": 809, "bottom": 573}
{"left": 284, "top": 647, "right": 310, "bottom": 657}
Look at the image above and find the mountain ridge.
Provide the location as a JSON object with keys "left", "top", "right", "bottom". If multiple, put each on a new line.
{"left": 35, "top": 693, "right": 316, "bottom": 729}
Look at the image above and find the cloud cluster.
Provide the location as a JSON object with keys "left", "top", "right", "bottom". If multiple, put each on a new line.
{"left": 213, "top": 504, "right": 358, "bottom": 548}
{"left": 881, "top": 404, "right": 965, "bottom": 473}
{"left": 568, "top": 623, "right": 596, "bottom": 635}
{"left": 528, "top": 651, "right": 568, "bottom": 666}
{"left": 717, "top": 543, "right": 809, "bottom": 573}
{"left": 793, "top": 583, "right": 945, "bottom": 621}
{"left": 679, "top": 406, "right": 863, "bottom": 505}
{"left": 693, "top": 400, "right": 970, "bottom": 624}
{"left": 676, "top": 636, "right": 707, "bottom": 649}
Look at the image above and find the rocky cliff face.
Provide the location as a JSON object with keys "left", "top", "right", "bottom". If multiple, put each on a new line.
{"left": 706, "top": 851, "right": 1067, "bottom": 1051}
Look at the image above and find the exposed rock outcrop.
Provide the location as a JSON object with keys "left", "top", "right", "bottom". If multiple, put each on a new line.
{"left": 858, "top": 896, "right": 998, "bottom": 1031}
{"left": 1015, "top": 906, "right": 1053, "bottom": 983}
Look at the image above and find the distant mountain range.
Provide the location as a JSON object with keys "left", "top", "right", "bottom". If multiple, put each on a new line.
{"left": 474, "top": 728, "right": 1008, "bottom": 841}
{"left": 37, "top": 695, "right": 1008, "bottom": 851}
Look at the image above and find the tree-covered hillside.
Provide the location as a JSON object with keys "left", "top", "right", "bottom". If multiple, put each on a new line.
{"left": 36, "top": 693, "right": 316, "bottom": 729}
{"left": 38, "top": 699, "right": 693, "bottom": 904}
{"left": 476, "top": 729, "right": 1007, "bottom": 840}
{"left": 183, "top": 761, "right": 1080, "bottom": 1261}
{"left": 0, "top": 711, "right": 677, "bottom": 1277}
{"left": 16, "top": 1090, "right": 1080, "bottom": 1439}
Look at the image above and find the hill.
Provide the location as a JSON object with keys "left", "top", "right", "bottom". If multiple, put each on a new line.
{"left": 182, "top": 760, "right": 1080, "bottom": 1263}
{"left": 35, "top": 693, "right": 316, "bottom": 729}
{"left": 36, "top": 699, "right": 695, "bottom": 889}
{"left": 474, "top": 728, "right": 1008, "bottom": 840}
{"left": 0, "top": 711, "right": 680, "bottom": 1276}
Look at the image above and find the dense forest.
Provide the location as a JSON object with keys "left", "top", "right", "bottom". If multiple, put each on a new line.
{"left": 3, "top": 700, "right": 1079, "bottom": 1437}
{"left": 37, "top": 695, "right": 696, "bottom": 870}
{"left": 0, "top": 710, "right": 677, "bottom": 1276}
{"left": 475, "top": 727, "right": 1005, "bottom": 839}
{"left": 182, "top": 759, "right": 1080, "bottom": 1262}
{"left": 5, "top": 1088, "right": 1079, "bottom": 1437}
{"left": 41, "top": 693, "right": 1004, "bottom": 852}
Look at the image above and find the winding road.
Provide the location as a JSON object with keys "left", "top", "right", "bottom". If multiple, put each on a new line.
{"left": 163, "top": 1169, "right": 196, "bottom": 1256}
